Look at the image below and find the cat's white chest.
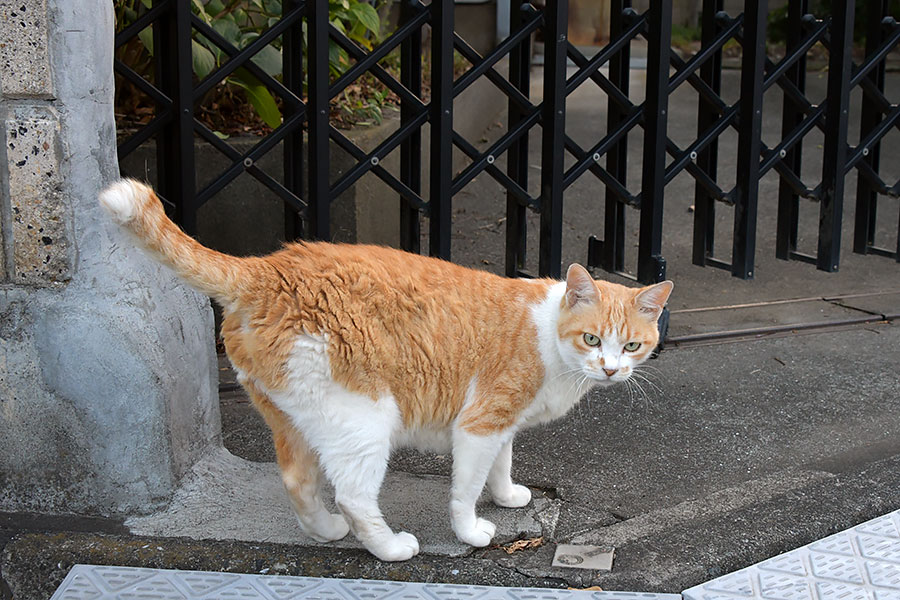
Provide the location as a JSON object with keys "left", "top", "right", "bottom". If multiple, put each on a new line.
{"left": 520, "top": 372, "right": 589, "bottom": 427}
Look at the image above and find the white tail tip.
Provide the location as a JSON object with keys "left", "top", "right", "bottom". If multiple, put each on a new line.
{"left": 99, "top": 179, "right": 145, "bottom": 224}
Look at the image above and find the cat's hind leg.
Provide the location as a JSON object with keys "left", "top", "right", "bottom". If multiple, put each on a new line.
{"left": 274, "top": 426, "right": 350, "bottom": 542}
{"left": 248, "top": 384, "right": 349, "bottom": 542}
{"left": 302, "top": 392, "right": 420, "bottom": 562}
{"left": 487, "top": 438, "right": 532, "bottom": 508}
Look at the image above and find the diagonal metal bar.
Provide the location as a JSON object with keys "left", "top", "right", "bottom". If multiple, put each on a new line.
{"left": 450, "top": 106, "right": 542, "bottom": 195}
{"left": 114, "top": 59, "right": 172, "bottom": 108}
{"left": 195, "top": 122, "right": 307, "bottom": 213}
{"left": 667, "top": 15, "right": 742, "bottom": 93}
{"left": 330, "top": 128, "right": 428, "bottom": 211}
{"left": 452, "top": 133, "right": 537, "bottom": 209}
{"left": 845, "top": 104, "right": 900, "bottom": 174}
{"left": 667, "top": 51, "right": 729, "bottom": 116}
{"left": 566, "top": 45, "right": 633, "bottom": 112}
{"left": 329, "top": 25, "right": 427, "bottom": 111}
{"left": 193, "top": 110, "right": 306, "bottom": 207}
{"left": 330, "top": 7, "right": 431, "bottom": 99}
{"left": 452, "top": 8, "right": 544, "bottom": 98}
{"left": 115, "top": 0, "right": 170, "bottom": 48}
{"left": 565, "top": 13, "right": 646, "bottom": 94}
{"left": 117, "top": 112, "right": 173, "bottom": 159}
{"left": 761, "top": 18, "right": 828, "bottom": 93}
{"left": 563, "top": 136, "right": 637, "bottom": 206}
{"left": 562, "top": 107, "right": 642, "bottom": 190}
{"left": 192, "top": 6, "right": 304, "bottom": 101}
{"left": 850, "top": 24, "right": 900, "bottom": 88}
{"left": 664, "top": 105, "right": 738, "bottom": 186}
{"left": 453, "top": 34, "right": 533, "bottom": 111}
{"left": 330, "top": 111, "right": 431, "bottom": 199}
{"left": 760, "top": 104, "right": 826, "bottom": 176}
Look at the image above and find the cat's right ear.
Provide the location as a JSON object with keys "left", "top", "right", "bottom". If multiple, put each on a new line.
{"left": 565, "top": 264, "right": 600, "bottom": 308}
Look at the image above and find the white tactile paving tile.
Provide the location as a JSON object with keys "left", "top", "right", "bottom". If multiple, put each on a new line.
{"left": 683, "top": 510, "right": 900, "bottom": 600}
{"left": 50, "top": 566, "right": 682, "bottom": 600}
{"left": 51, "top": 510, "right": 900, "bottom": 600}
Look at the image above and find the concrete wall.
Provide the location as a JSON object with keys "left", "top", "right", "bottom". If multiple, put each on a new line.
{"left": 0, "top": 0, "right": 220, "bottom": 516}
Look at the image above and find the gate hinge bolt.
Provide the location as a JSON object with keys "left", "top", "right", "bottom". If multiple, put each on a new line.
{"left": 371, "top": 156, "right": 380, "bottom": 166}
{"left": 592, "top": 153, "right": 601, "bottom": 163}
{"left": 689, "top": 151, "right": 697, "bottom": 161}
{"left": 243, "top": 157, "right": 253, "bottom": 167}
{"left": 486, "top": 154, "right": 495, "bottom": 164}
{"left": 862, "top": 147, "right": 869, "bottom": 156}
{"left": 779, "top": 149, "right": 787, "bottom": 158}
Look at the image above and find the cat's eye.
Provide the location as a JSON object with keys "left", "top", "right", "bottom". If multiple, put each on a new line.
{"left": 624, "top": 342, "right": 641, "bottom": 352}
{"left": 583, "top": 333, "right": 601, "bottom": 346}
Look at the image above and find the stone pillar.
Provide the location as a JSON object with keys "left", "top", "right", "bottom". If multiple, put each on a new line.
{"left": 0, "top": 0, "right": 221, "bottom": 516}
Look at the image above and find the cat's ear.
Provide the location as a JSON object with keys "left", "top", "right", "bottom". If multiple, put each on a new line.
{"left": 634, "top": 280, "right": 674, "bottom": 319}
{"left": 565, "top": 264, "right": 600, "bottom": 308}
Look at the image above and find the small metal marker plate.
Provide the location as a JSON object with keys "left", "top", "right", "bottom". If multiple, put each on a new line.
{"left": 552, "top": 544, "right": 616, "bottom": 571}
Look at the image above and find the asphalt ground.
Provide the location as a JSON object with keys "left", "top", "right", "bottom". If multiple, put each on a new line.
{"left": 3, "top": 63, "right": 900, "bottom": 599}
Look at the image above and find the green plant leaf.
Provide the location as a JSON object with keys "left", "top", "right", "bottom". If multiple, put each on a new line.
{"left": 212, "top": 16, "right": 242, "bottom": 46}
{"left": 251, "top": 45, "right": 283, "bottom": 77}
{"left": 206, "top": 0, "right": 225, "bottom": 17}
{"left": 139, "top": 0, "right": 152, "bottom": 8}
{"left": 138, "top": 25, "right": 154, "bottom": 56}
{"left": 230, "top": 68, "right": 282, "bottom": 128}
{"left": 192, "top": 39, "right": 216, "bottom": 80}
{"left": 348, "top": 2, "right": 379, "bottom": 36}
{"left": 191, "top": 0, "right": 211, "bottom": 24}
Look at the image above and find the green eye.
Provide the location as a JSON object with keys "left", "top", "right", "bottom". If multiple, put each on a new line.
{"left": 583, "top": 333, "right": 601, "bottom": 346}
{"left": 624, "top": 341, "right": 641, "bottom": 352}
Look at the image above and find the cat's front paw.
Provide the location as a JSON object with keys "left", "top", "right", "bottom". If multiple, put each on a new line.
{"left": 455, "top": 517, "right": 497, "bottom": 547}
{"left": 369, "top": 531, "right": 420, "bottom": 562}
{"left": 491, "top": 484, "right": 532, "bottom": 508}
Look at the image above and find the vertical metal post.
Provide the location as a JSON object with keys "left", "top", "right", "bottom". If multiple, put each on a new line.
{"left": 307, "top": 0, "right": 330, "bottom": 240}
{"left": 539, "top": 0, "right": 567, "bottom": 278}
{"left": 853, "top": 0, "right": 887, "bottom": 256}
{"left": 731, "top": 0, "right": 766, "bottom": 279}
{"left": 505, "top": 2, "right": 531, "bottom": 277}
{"left": 636, "top": 0, "right": 671, "bottom": 285}
{"left": 818, "top": 0, "right": 854, "bottom": 272}
{"left": 283, "top": 0, "right": 305, "bottom": 241}
{"left": 692, "top": 0, "right": 722, "bottom": 267}
{"left": 429, "top": 0, "right": 453, "bottom": 260}
{"left": 400, "top": 0, "right": 422, "bottom": 254}
{"left": 601, "top": 0, "right": 630, "bottom": 274}
{"left": 156, "top": 0, "right": 196, "bottom": 234}
{"left": 775, "top": 0, "right": 807, "bottom": 260}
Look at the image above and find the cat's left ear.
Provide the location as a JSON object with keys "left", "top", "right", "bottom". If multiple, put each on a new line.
{"left": 634, "top": 281, "right": 674, "bottom": 319}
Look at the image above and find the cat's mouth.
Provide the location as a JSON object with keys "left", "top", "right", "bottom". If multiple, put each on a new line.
{"left": 584, "top": 369, "right": 623, "bottom": 386}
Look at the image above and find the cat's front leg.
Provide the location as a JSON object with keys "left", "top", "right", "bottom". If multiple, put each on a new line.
{"left": 450, "top": 429, "right": 508, "bottom": 547}
{"left": 487, "top": 438, "right": 532, "bottom": 508}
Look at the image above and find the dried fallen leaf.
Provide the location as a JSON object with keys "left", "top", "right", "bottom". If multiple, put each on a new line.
{"left": 502, "top": 537, "right": 544, "bottom": 554}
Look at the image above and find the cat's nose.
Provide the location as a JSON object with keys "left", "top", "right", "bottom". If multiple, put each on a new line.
{"left": 602, "top": 368, "right": 618, "bottom": 377}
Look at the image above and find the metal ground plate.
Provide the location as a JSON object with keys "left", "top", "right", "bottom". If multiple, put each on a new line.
{"left": 683, "top": 509, "right": 900, "bottom": 600}
{"left": 49, "top": 565, "right": 680, "bottom": 600}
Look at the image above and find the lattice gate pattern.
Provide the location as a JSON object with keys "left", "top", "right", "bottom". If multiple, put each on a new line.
{"left": 113, "top": 0, "right": 900, "bottom": 287}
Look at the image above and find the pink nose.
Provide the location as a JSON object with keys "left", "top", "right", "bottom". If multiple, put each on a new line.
{"left": 602, "top": 368, "right": 618, "bottom": 377}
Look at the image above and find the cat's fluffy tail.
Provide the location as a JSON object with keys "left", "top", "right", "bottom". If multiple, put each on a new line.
{"left": 100, "top": 179, "right": 245, "bottom": 304}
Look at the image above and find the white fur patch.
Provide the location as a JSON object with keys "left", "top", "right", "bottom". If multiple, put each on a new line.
{"left": 523, "top": 282, "right": 594, "bottom": 425}
{"left": 99, "top": 179, "right": 142, "bottom": 224}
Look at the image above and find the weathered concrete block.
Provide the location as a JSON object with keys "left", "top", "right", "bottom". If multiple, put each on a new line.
{"left": 4, "top": 108, "right": 70, "bottom": 285}
{"left": 0, "top": 0, "right": 53, "bottom": 97}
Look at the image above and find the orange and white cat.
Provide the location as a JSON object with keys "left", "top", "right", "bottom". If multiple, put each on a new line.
{"left": 100, "top": 179, "right": 672, "bottom": 561}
